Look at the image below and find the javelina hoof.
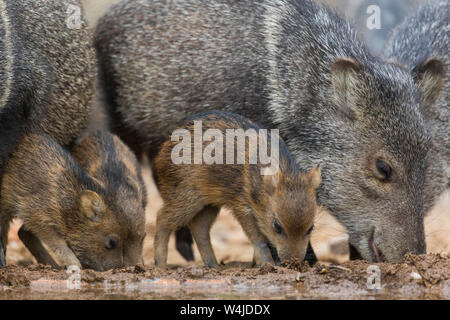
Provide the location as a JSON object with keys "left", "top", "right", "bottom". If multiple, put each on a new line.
{"left": 0, "top": 242, "right": 6, "bottom": 267}
{"left": 154, "top": 262, "right": 168, "bottom": 269}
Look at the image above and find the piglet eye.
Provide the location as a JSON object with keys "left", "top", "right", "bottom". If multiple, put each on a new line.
{"left": 273, "top": 220, "right": 283, "bottom": 235}
{"left": 306, "top": 225, "right": 314, "bottom": 235}
{"left": 375, "top": 159, "right": 392, "bottom": 181}
{"left": 106, "top": 234, "right": 119, "bottom": 250}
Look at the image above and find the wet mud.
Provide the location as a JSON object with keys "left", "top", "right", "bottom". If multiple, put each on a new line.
{"left": 1, "top": 253, "right": 449, "bottom": 300}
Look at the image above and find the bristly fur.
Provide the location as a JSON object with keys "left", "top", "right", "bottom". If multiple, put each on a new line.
{"left": 71, "top": 130, "right": 147, "bottom": 266}
{"left": 154, "top": 110, "right": 320, "bottom": 267}
{"left": 0, "top": 133, "right": 127, "bottom": 270}
{"left": 386, "top": 0, "right": 449, "bottom": 208}
{"left": 95, "top": 0, "right": 437, "bottom": 262}
{"left": 0, "top": 0, "right": 96, "bottom": 176}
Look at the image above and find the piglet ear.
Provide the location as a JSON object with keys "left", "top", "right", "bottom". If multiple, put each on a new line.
{"left": 330, "top": 57, "right": 362, "bottom": 120}
{"left": 78, "top": 190, "right": 106, "bottom": 222}
{"left": 305, "top": 165, "right": 322, "bottom": 190}
{"left": 411, "top": 57, "right": 445, "bottom": 113}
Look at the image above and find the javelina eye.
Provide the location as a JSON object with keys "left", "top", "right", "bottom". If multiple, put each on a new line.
{"left": 273, "top": 220, "right": 284, "bottom": 235}
{"left": 106, "top": 234, "right": 119, "bottom": 250}
{"left": 375, "top": 159, "right": 392, "bottom": 181}
{"left": 306, "top": 225, "right": 314, "bottom": 235}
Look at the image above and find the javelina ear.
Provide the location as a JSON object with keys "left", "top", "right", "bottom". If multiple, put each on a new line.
{"left": 330, "top": 57, "right": 362, "bottom": 120}
{"left": 78, "top": 190, "right": 106, "bottom": 222}
{"left": 305, "top": 165, "right": 321, "bottom": 189}
{"left": 411, "top": 57, "right": 445, "bottom": 111}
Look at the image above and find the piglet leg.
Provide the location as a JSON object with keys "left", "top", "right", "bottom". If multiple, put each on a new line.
{"left": 233, "top": 208, "right": 274, "bottom": 266}
{"left": 33, "top": 229, "right": 81, "bottom": 269}
{"left": 0, "top": 222, "right": 8, "bottom": 267}
{"left": 189, "top": 206, "right": 220, "bottom": 268}
{"left": 0, "top": 241, "right": 5, "bottom": 267}
{"left": 18, "top": 226, "right": 59, "bottom": 268}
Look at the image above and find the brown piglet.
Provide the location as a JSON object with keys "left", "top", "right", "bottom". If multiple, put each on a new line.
{"left": 0, "top": 133, "right": 127, "bottom": 270}
{"left": 71, "top": 130, "right": 147, "bottom": 266}
{"left": 154, "top": 111, "right": 321, "bottom": 268}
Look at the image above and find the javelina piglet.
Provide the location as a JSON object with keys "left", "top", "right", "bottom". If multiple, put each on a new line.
{"left": 154, "top": 111, "right": 321, "bottom": 268}
{"left": 0, "top": 133, "right": 128, "bottom": 270}
{"left": 71, "top": 130, "right": 147, "bottom": 266}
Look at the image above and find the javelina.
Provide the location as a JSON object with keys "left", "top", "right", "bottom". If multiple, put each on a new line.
{"left": 71, "top": 130, "right": 147, "bottom": 266}
{"left": 0, "top": 0, "right": 95, "bottom": 170}
{"left": 0, "top": 134, "right": 127, "bottom": 270}
{"left": 0, "top": 0, "right": 96, "bottom": 263}
{"left": 386, "top": 0, "right": 449, "bottom": 210}
{"left": 95, "top": 0, "right": 445, "bottom": 262}
{"left": 154, "top": 111, "right": 321, "bottom": 268}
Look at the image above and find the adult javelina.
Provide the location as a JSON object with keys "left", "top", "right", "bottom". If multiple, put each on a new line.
{"left": 71, "top": 131, "right": 147, "bottom": 266}
{"left": 95, "top": 0, "right": 443, "bottom": 262}
{"left": 0, "top": 134, "right": 127, "bottom": 270}
{"left": 0, "top": 0, "right": 96, "bottom": 266}
{"left": 386, "top": 0, "right": 449, "bottom": 211}
{"left": 0, "top": 0, "right": 96, "bottom": 165}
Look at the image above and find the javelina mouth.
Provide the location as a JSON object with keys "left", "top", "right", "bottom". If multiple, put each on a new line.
{"left": 369, "top": 230, "right": 384, "bottom": 263}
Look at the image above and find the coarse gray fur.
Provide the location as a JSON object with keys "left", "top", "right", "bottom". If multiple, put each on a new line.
{"left": 386, "top": 0, "right": 449, "bottom": 210}
{"left": 0, "top": 0, "right": 96, "bottom": 173}
{"left": 95, "top": 0, "right": 445, "bottom": 262}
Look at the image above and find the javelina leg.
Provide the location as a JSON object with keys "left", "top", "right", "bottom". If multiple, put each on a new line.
{"left": 233, "top": 209, "right": 273, "bottom": 266}
{"left": 0, "top": 243, "right": 5, "bottom": 267}
{"left": 305, "top": 242, "right": 318, "bottom": 266}
{"left": 175, "top": 227, "right": 194, "bottom": 262}
{"left": 154, "top": 205, "right": 176, "bottom": 268}
{"left": 252, "top": 241, "right": 280, "bottom": 267}
{"left": 154, "top": 226, "right": 171, "bottom": 268}
{"left": 0, "top": 222, "right": 9, "bottom": 267}
{"left": 18, "top": 227, "right": 59, "bottom": 268}
{"left": 189, "top": 206, "right": 220, "bottom": 268}
{"left": 155, "top": 202, "right": 204, "bottom": 268}
{"left": 37, "top": 231, "right": 81, "bottom": 268}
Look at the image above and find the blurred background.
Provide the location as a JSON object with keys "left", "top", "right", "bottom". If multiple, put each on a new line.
{"left": 6, "top": 0, "right": 449, "bottom": 266}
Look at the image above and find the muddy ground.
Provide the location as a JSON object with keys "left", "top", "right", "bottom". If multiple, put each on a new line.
{"left": 1, "top": 0, "right": 449, "bottom": 300}
{"left": 1, "top": 253, "right": 449, "bottom": 300}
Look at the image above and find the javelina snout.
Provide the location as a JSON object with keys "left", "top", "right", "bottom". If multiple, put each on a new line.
{"left": 65, "top": 190, "right": 129, "bottom": 271}
{"left": 372, "top": 191, "right": 427, "bottom": 263}
{"left": 259, "top": 167, "right": 321, "bottom": 262}
{"left": 329, "top": 128, "right": 430, "bottom": 263}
